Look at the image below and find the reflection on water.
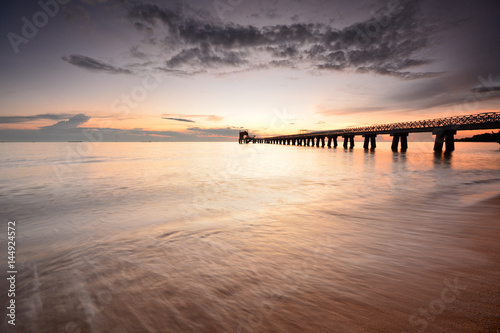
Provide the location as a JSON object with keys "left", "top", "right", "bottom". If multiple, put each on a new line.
{"left": 0, "top": 142, "right": 499, "bottom": 333}
{"left": 433, "top": 151, "right": 453, "bottom": 167}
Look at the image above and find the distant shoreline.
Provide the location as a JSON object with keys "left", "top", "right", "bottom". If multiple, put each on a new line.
{"left": 456, "top": 131, "right": 500, "bottom": 143}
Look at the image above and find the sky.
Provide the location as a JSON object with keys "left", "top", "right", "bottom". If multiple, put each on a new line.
{"left": 0, "top": 0, "right": 499, "bottom": 141}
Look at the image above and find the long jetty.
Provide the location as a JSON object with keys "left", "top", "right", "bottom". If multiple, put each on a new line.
{"left": 240, "top": 112, "right": 500, "bottom": 152}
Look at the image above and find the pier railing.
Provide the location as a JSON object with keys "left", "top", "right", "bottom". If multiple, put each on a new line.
{"left": 333, "top": 111, "right": 500, "bottom": 135}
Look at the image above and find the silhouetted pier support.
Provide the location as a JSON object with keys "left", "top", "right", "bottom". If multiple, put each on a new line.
{"left": 444, "top": 130, "right": 455, "bottom": 152}
{"left": 332, "top": 136, "right": 338, "bottom": 148}
{"left": 315, "top": 136, "right": 323, "bottom": 147}
{"left": 326, "top": 136, "right": 338, "bottom": 148}
{"left": 342, "top": 135, "right": 355, "bottom": 149}
{"left": 391, "top": 133, "right": 408, "bottom": 152}
{"left": 363, "top": 135, "right": 377, "bottom": 150}
{"left": 433, "top": 130, "right": 456, "bottom": 152}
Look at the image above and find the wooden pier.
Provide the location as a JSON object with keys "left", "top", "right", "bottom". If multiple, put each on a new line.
{"left": 240, "top": 112, "right": 500, "bottom": 153}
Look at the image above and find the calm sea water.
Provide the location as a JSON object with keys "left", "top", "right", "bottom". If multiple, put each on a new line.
{"left": 1, "top": 142, "right": 499, "bottom": 332}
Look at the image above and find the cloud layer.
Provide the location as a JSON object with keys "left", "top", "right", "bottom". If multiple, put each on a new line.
{"left": 162, "top": 117, "right": 196, "bottom": 123}
{"left": 0, "top": 114, "right": 74, "bottom": 124}
{"left": 41, "top": 114, "right": 91, "bottom": 130}
{"left": 0, "top": 113, "right": 238, "bottom": 142}
{"left": 62, "top": 55, "right": 132, "bottom": 74}
{"left": 163, "top": 113, "right": 224, "bottom": 122}
{"left": 63, "top": 0, "right": 440, "bottom": 79}
{"left": 56, "top": 0, "right": 500, "bottom": 118}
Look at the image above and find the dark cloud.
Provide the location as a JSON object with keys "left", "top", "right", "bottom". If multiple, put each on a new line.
{"left": 267, "top": 45, "right": 300, "bottom": 58}
{"left": 96, "top": 0, "right": 441, "bottom": 79}
{"left": 133, "top": 22, "right": 154, "bottom": 34}
{"left": 374, "top": 0, "right": 500, "bottom": 111}
{"left": 166, "top": 44, "right": 247, "bottom": 69}
{"left": 0, "top": 114, "right": 74, "bottom": 124}
{"left": 381, "top": 73, "right": 500, "bottom": 112}
{"left": 472, "top": 86, "right": 500, "bottom": 94}
{"left": 162, "top": 117, "right": 196, "bottom": 123}
{"left": 127, "top": 4, "right": 183, "bottom": 32}
{"left": 177, "top": 23, "right": 265, "bottom": 48}
{"left": 356, "top": 66, "right": 443, "bottom": 80}
{"left": 62, "top": 55, "right": 132, "bottom": 74}
{"left": 62, "top": 0, "right": 500, "bottom": 113}
{"left": 41, "top": 114, "right": 91, "bottom": 130}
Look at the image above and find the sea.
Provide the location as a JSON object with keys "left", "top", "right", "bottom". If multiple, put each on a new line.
{"left": 0, "top": 141, "right": 499, "bottom": 333}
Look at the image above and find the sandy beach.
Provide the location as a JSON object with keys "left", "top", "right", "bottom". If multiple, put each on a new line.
{"left": 249, "top": 195, "right": 500, "bottom": 333}
{"left": 1, "top": 142, "right": 499, "bottom": 333}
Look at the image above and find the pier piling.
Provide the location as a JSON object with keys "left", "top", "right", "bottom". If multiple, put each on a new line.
{"left": 363, "top": 135, "right": 377, "bottom": 150}
{"left": 391, "top": 133, "right": 408, "bottom": 152}
{"left": 343, "top": 135, "right": 355, "bottom": 149}
{"left": 433, "top": 130, "right": 456, "bottom": 152}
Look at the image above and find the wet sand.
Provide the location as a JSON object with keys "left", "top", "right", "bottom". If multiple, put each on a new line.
{"left": 3, "top": 198, "right": 499, "bottom": 333}
{"left": 451, "top": 195, "right": 500, "bottom": 333}
{"left": 3, "top": 196, "right": 499, "bottom": 333}
{"left": 246, "top": 196, "right": 500, "bottom": 333}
